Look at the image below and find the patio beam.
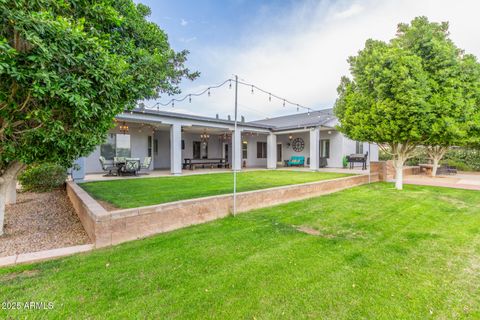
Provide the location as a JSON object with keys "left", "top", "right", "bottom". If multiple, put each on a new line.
{"left": 267, "top": 133, "right": 277, "bottom": 169}
{"left": 309, "top": 127, "right": 320, "bottom": 171}
{"left": 170, "top": 123, "right": 182, "bottom": 175}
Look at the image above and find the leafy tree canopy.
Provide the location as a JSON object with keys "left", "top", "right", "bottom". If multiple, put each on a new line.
{"left": 335, "top": 16, "right": 480, "bottom": 148}
{"left": 0, "top": 0, "right": 198, "bottom": 172}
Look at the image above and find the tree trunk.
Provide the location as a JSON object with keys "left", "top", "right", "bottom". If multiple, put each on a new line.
{"left": 432, "top": 157, "right": 440, "bottom": 177}
{"left": 0, "top": 183, "right": 6, "bottom": 236}
{"left": 393, "top": 157, "right": 405, "bottom": 190}
{"left": 5, "top": 178, "right": 17, "bottom": 205}
{"left": 0, "top": 162, "right": 23, "bottom": 235}
{"left": 427, "top": 146, "right": 448, "bottom": 177}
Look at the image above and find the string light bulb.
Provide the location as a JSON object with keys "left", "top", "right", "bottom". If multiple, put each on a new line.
{"left": 143, "top": 78, "right": 314, "bottom": 116}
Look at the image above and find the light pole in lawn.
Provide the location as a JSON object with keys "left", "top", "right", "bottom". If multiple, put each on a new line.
{"left": 233, "top": 75, "right": 238, "bottom": 216}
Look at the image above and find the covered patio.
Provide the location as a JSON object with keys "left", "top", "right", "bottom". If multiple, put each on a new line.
{"left": 74, "top": 108, "right": 378, "bottom": 181}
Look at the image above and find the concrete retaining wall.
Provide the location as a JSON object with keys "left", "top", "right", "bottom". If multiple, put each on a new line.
{"left": 67, "top": 174, "right": 378, "bottom": 248}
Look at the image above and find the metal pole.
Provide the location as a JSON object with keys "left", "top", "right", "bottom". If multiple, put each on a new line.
{"left": 233, "top": 75, "right": 238, "bottom": 216}
{"left": 368, "top": 142, "right": 371, "bottom": 184}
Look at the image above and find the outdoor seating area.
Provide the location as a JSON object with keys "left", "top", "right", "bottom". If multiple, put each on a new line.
{"left": 419, "top": 163, "right": 457, "bottom": 176}
{"left": 183, "top": 158, "right": 229, "bottom": 170}
{"left": 285, "top": 156, "right": 305, "bottom": 167}
{"left": 99, "top": 156, "right": 151, "bottom": 176}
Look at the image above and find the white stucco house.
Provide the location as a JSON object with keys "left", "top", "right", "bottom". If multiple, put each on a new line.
{"left": 74, "top": 107, "right": 378, "bottom": 178}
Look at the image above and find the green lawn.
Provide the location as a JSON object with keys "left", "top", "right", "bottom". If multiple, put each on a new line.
{"left": 1, "top": 183, "right": 480, "bottom": 319}
{"left": 80, "top": 170, "right": 353, "bottom": 208}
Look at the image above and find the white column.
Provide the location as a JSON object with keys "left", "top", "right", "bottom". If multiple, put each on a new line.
{"left": 309, "top": 127, "right": 320, "bottom": 171}
{"left": 150, "top": 132, "right": 155, "bottom": 170}
{"left": 267, "top": 133, "right": 277, "bottom": 169}
{"left": 170, "top": 123, "right": 182, "bottom": 175}
{"left": 232, "top": 129, "right": 242, "bottom": 171}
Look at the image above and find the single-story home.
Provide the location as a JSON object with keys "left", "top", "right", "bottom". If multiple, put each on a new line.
{"left": 73, "top": 107, "right": 378, "bottom": 178}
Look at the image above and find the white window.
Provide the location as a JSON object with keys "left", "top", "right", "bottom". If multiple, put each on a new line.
{"left": 100, "top": 133, "right": 131, "bottom": 160}
{"left": 356, "top": 141, "right": 364, "bottom": 154}
{"left": 320, "top": 139, "right": 330, "bottom": 158}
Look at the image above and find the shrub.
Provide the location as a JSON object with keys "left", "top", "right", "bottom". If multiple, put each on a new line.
{"left": 379, "top": 151, "right": 392, "bottom": 161}
{"left": 18, "top": 163, "right": 68, "bottom": 192}
{"left": 443, "top": 148, "right": 480, "bottom": 171}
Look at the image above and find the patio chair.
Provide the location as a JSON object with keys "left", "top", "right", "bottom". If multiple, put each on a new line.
{"left": 99, "top": 156, "right": 118, "bottom": 176}
{"left": 447, "top": 165, "right": 457, "bottom": 175}
{"left": 140, "top": 157, "right": 152, "bottom": 172}
{"left": 121, "top": 158, "right": 140, "bottom": 175}
{"left": 114, "top": 156, "right": 126, "bottom": 164}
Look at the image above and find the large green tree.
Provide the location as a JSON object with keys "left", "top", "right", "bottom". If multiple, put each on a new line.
{"left": 335, "top": 17, "right": 480, "bottom": 189}
{"left": 0, "top": 0, "right": 198, "bottom": 234}
{"left": 393, "top": 17, "right": 480, "bottom": 176}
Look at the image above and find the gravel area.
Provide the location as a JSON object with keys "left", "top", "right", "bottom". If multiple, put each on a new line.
{"left": 0, "top": 189, "right": 91, "bottom": 257}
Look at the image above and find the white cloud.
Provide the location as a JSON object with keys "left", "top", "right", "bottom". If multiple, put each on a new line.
{"left": 156, "top": 0, "right": 480, "bottom": 121}
{"left": 332, "top": 3, "right": 364, "bottom": 20}
{"left": 180, "top": 18, "right": 188, "bottom": 27}
{"left": 179, "top": 36, "right": 197, "bottom": 43}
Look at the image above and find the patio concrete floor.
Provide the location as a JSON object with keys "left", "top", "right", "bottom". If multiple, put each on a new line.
{"left": 404, "top": 172, "right": 480, "bottom": 191}
{"left": 82, "top": 166, "right": 369, "bottom": 182}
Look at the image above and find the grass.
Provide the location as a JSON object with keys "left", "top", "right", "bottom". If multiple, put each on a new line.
{"left": 80, "top": 170, "right": 353, "bottom": 208}
{"left": 1, "top": 183, "right": 480, "bottom": 319}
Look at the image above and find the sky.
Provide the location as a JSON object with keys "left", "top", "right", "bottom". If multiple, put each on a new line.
{"left": 137, "top": 0, "right": 480, "bottom": 121}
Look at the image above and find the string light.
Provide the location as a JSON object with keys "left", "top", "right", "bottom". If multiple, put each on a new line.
{"left": 141, "top": 77, "right": 320, "bottom": 116}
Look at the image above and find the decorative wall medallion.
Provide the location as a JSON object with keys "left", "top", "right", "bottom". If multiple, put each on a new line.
{"left": 292, "top": 138, "right": 304, "bottom": 152}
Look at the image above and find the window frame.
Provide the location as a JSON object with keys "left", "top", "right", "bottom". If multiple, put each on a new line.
{"left": 242, "top": 141, "right": 248, "bottom": 159}
{"left": 256, "top": 141, "right": 267, "bottom": 159}
{"left": 320, "top": 139, "right": 330, "bottom": 158}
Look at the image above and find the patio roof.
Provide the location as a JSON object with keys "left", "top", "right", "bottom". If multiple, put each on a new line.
{"left": 250, "top": 108, "right": 337, "bottom": 131}
{"left": 122, "top": 107, "right": 338, "bottom": 132}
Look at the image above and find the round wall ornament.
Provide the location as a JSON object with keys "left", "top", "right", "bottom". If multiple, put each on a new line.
{"left": 292, "top": 138, "right": 304, "bottom": 152}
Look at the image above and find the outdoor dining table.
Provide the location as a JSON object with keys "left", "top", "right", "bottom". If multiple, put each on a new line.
{"left": 114, "top": 158, "right": 140, "bottom": 175}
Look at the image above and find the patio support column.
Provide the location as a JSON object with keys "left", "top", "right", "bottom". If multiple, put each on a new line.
{"left": 310, "top": 127, "right": 320, "bottom": 171}
{"left": 267, "top": 133, "right": 277, "bottom": 169}
{"left": 170, "top": 123, "right": 182, "bottom": 175}
{"left": 232, "top": 129, "right": 242, "bottom": 171}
